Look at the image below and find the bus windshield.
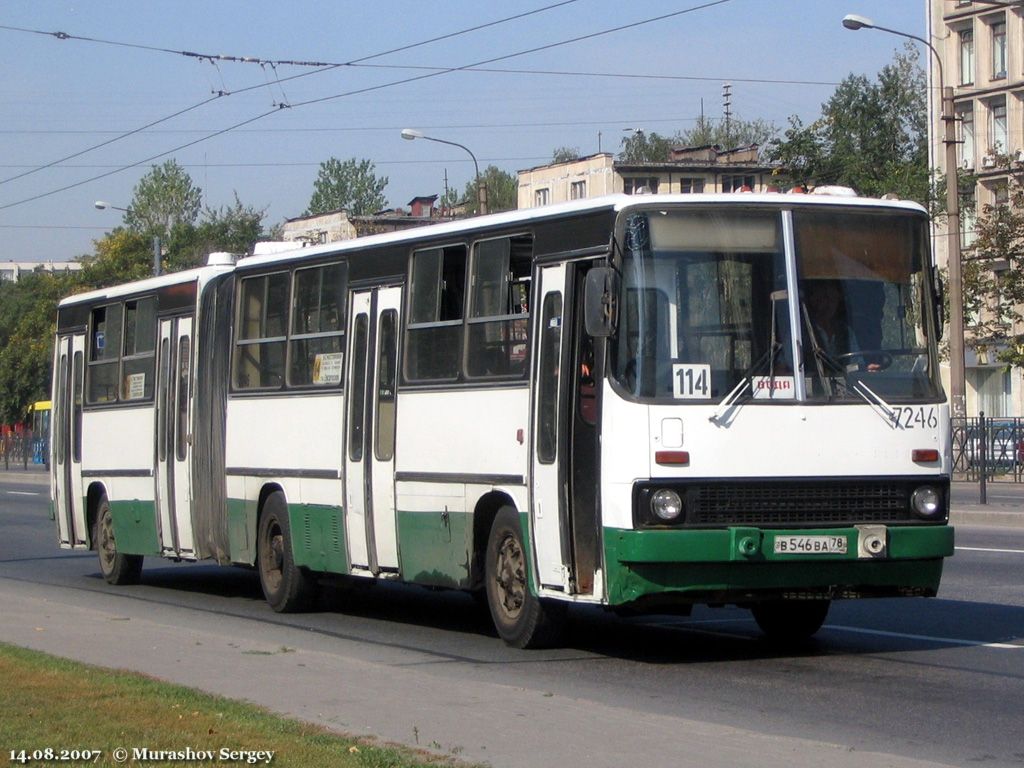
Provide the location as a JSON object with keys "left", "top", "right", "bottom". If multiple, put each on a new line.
{"left": 611, "top": 206, "right": 942, "bottom": 404}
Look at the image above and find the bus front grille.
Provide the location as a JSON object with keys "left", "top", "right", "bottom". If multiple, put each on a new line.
{"left": 686, "top": 481, "right": 916, "bottom": 527}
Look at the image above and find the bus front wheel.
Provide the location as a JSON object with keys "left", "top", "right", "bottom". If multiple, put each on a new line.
{"left": 485, "top": 507, "right": 565, "bottom": 648}
{"left": 751, "top": 599, "right": 830, "bottom": 641}
{"left": 257, "top": 491, "right": 318, "bottom": 613}
{"left": 95, "top": 495, "right": 143, "bottom": 585}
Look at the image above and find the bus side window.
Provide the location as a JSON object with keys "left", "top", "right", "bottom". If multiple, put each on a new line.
{"left": 404, "top": 245, "right": 466, "bottom": 382}
{"left": 466, "top": 234, "right": 532, "bottom": 379}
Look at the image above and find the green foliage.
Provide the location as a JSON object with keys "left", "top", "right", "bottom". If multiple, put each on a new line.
{"left": 124, "top": 160, "right": 203, "bottom": 239}
{"left": 765, "top": 43, "right": 928, "bottom": 203}
{"left": 463, "top": 165, "right": 517, "bottom": 214}
{"left": 306, "top": 157, "right": 388, "bottom": 216}
{"left": 0, "top": 271, "right": 77, "bottom": 423}
{"left": 167, "top": 195, "right": 267, "bottom": 272}
{"left": 618, "top": 131, "right": 675, "bottom": 163}
{"left": 552, "top": 146, "right": 581, "bottom": 163}
{"left": 618, "top": 117, "right": 778, "bottom": 164}
{"left": 962, "top": 176, "right": 1024, "bottom": 368}
{"left": 676, "top": 115, "right": 777, "bottom": 148}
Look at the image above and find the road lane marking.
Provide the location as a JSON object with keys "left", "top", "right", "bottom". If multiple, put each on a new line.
{"left": 955, "top": 545, "right": 1024, "bottom": 554}
{"left": 826, "top": 624, "right": 1022, "bottom": 649}
{"left": 5, "top": 491, "right": 40, "bottom": 496}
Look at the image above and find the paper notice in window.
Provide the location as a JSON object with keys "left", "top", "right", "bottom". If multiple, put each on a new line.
{"left": 125, "top": 372, "right": 146, "bottom": 400}
{"left": 751, "top": 375, "right": 795, "bottom": 400}
{"left": 313, "top": 352, "right": 344, "bottom": 385}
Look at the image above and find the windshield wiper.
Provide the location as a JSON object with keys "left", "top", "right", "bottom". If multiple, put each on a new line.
{"left": 851, "top": 378, "right": 899, "bottom": 429}
{"left": 709, "top": 341, "right": 781, "bottom": 424}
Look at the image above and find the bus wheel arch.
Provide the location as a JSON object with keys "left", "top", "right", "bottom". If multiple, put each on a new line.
{"left": 484, "top": 505, "right": 566, "bottom": 648}
{"left": 85, "top": 481, "right": 107, "bottom": 550}
{"left": 91, "top": 485, "right": 143, "bottom": 585}
{"left": 255, "top": 486, "right": 318, "bottom": 613}
{"left": 470, "top": 491, "right": 516, "bottom": 591}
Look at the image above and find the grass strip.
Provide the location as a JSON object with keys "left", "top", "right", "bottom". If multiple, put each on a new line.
{"left": 0, "top": 642, "right": 477, "bottom": 768}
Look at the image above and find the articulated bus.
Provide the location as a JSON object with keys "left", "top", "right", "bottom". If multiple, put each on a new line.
{"left": 51, "top": 193, "right": 953, "bottom": 647}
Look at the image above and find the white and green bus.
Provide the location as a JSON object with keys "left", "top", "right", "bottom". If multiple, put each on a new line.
{"left": 51, "top": 193, "right": 953, "bottom": 647}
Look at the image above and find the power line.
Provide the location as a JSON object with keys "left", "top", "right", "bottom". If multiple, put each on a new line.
{"left": 0, "top": 1, "right": 736, "bottom": 212}
{"left": 0, "top": 1, "right": 580, "bottom": 68}
{"left": 0, "top": 1, "right": 579, "bottom": 188}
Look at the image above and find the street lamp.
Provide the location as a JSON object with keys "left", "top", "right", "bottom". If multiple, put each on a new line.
{"left": 94, "top": 200, "right": 162, "bottom": 277}
{"left": 94, "top": 200, "right": 128, "bottom": 212}
{"left": 843, "top": 13, "right": 967, "bottom": 419}
{"left": 401, "top": 128, "right": 487, "bottom": 215}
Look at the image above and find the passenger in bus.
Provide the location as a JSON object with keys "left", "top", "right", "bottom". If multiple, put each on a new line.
{"left": 804, "top": 279, "right": 883, "bottom": 372}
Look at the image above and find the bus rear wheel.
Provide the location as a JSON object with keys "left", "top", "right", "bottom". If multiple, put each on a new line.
{"left": 257, "top": 491, "right": 317, "bottom": 613}
{"left": 751, "top": 599, "right": 830, "bottom": 641}
{"left": 485, "top": 507, "right": 565, "bottom": 648}
{"left": 95, "top": 495, "right": 143, "bottom": 585}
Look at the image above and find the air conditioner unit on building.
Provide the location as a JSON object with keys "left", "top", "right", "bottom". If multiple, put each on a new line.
{"left": 962, "top": 156, "right": 975, "bottom": 170}
{"left": 981, "top": 154, "right": 997, "bottom": 169}
{"left": 1014, "top": 148, "right": 1024, "bottom": 164}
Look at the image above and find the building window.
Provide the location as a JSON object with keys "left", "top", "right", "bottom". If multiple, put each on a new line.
{"left": 722, "top": 175, "right": 756, "bottom": 193}
{"left": 679, "top": 177, "right": 705, "bottom": 194}
{"left": 961, "top": 191, "right": 977, "bottom": 250}
{"left": 991, "top": 19, "right": 1007, "bottom": 79}
{"left": 957, "top": 103, "right": 975, "bottom": 168}
{"left": 989, "top": 97, "right": 1007, "bottom": 154}
{"left": 534, "top": 188, "right": 550, "bottom": 206}
{"left": 623, "top": 177, "right": 659, "bottom": 195}
{"left": 570, "top": 180, "right": 586, "bottom": 200}
{"left": 960, "top": 27, "right": 974, "bottom": 86}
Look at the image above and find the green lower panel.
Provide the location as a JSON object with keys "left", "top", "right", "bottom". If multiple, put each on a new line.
{"left": 604, "top": 525, "right": 953, "bottom": 607}
{"left": 288, "top": 504, "right": 348, "bottom": 574}
{"left": 227, "top": 498, "right": 257, "bottom": 565}
{"left": 396, "top": 509, "right": 472, "bottom": 588}
{"left": 108, "top": 499, "right": 160, "bottom": 556}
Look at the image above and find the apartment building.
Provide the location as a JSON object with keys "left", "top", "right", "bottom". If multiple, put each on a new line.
{"left": 517, "top": 146, "right": 775, "bottom": 210}
{"left": 930, "top": 0, "right": 1024, "bottom": 416}
{"left": 0, "top": 260, "right": 81, "bottom": 283}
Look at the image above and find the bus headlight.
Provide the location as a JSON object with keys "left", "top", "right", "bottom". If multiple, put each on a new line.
{"left": 651, "top": 489, "right": 684, "bottom": 522}
{"left": 910, "top": 486, "right": 942, "bottom": 519}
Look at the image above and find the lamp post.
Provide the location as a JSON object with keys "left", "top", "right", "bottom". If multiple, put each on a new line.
{"left": 401, "top": 128, "right": 487, "bottom": 215}
{"left": 842, "top": 13, "right": 966, "bottom": 419}
{"left": 94, "top": 200, "right": 162, "bottom": 277}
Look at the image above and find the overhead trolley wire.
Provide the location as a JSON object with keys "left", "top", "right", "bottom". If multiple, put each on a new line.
{"left": 0, "top": 0, "right": 735, "bottom": 212}
{"left": 0, "top": 0, "right": 580, "bottom": 187}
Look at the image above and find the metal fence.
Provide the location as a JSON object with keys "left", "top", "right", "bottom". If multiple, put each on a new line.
{"left": 952, "top": 415, "right": 1024, "bottom": 483}
{"left": 0, "top": 431, "right": 48, "bottom": 471}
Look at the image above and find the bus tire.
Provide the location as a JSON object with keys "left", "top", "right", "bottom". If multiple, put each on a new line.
{"left": 257, "top": 491, "right": 317, "bottom": 613}
{"left": 485, "top": 506, "right": 566, "bottom": 648}
{"left": 95, "top": 495, "right": 143, "bottom": 586}
{"left": 751, "top": 599, "right": 830, "bottom": 641}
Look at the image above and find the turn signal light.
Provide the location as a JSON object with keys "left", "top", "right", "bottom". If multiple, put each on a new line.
{"left": 912, "top": 449, "right": 940, "bottom": 463}
{"left": 655, "top": 450, "right": 690, "bottom": 466}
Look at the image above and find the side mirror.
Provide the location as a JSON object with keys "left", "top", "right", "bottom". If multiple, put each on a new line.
{"left": 933, "top": 266, "right": 945, "bottom": 340}
{"left": 584, "top": 267, "right": 619, "bottom": 338}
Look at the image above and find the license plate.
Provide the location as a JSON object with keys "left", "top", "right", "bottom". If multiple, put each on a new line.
{"left": 773, "top": 535, "right": 847, "bottom": 555}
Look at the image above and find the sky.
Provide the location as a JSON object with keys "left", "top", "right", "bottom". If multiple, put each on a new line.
{"left": 0, "top": 0, "right": 928, "bottom": 264}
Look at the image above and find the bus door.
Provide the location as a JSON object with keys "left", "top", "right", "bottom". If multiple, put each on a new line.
{"left": 531, "top": 264, "right": 602, "bottom": 595}
{"left": 344, "top": 287, "right": 402, "bottom": 575}
{"left": 155, "top": 315, "right": 195, "bottom": 556}
{"left": 54, "top": 334, "right": 87, "bottom": 547}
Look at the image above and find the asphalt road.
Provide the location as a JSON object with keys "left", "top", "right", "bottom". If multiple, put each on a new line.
{"left": 1, "top": 477, "right": 1023, "bottom": 768}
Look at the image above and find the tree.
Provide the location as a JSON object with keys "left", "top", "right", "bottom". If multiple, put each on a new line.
{"left": 463, "top": 166, "right": 517, "bottom": 214}
{"left": 0, "top": 270, "right": 77, "bottom": 422}
{"left": 677, "top": 115, "right": 777, "bottom": 148}
{"left": 306, "top": 157, "right": 388, "bottom": 216}
{"left": 124, "top": 160, "right": 202, "bottom": 239}
{"left": 962, "top": 176, "right": 1024, "bottom": 368}
{"left": 166, "top": 195, "right": 267, "bottom": 272}
{"left": 765, "top": 43, "right": 928, "bottom": 203}
{"left": 552, "top": 146, "right": 581, "bottom": 163}
{"left": 618, "top": 131, "right": 675, "bottom": 163}
{"left": 77, "top": 229, "right": 154, "bottom": 290}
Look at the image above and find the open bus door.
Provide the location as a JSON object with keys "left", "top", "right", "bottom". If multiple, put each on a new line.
{"left": 531, "top": 263, "right": 602, "bottom": 596}
{"left": 53, "top": 334, "right": 88, "bottom": 547}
